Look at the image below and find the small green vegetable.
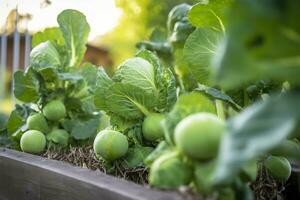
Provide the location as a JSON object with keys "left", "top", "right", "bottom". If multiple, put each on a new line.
{"left": 194, "top": 160, "right": 216, "bottom": 194}
{"left": 27, "top": 113, "right": 50, "bottom": 134}
{"left": 174, "top": 113, "right": 225, "bottom": 160}
{"left": 149, "top": 151, "right": 192, "bottom": 189}
{"left": 93, "top": 130, "right": 128, "bottom": 161}
{"left": 20, "top": 130, "right": 46, "bottom": 154}
{"left": 43, "top": 100, "right": 66, "bottom": 121}
{"left": 142, "top": 113, "right": 165, "bottom": 141}
{"left": 264, "top": 156, "right": 291, "bottom": 182}
{"left": 47, "top": 128, "right": 69, "bottom": 147}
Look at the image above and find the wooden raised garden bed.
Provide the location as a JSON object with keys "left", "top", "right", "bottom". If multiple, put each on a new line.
{"left": 0, "top": 148, "right": 187, "bottom": 200}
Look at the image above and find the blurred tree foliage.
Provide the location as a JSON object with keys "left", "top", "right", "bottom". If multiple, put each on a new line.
{"left": 99, "top": 0, "right": 199, "bottom": 68}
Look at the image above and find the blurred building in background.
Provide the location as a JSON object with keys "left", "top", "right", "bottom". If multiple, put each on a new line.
{"left": 0, "top": 8, "right": 113, "bottom": 106}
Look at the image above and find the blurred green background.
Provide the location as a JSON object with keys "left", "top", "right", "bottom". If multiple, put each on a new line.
{"left": 97, "top": 0, "right": 198, "bottom": 67}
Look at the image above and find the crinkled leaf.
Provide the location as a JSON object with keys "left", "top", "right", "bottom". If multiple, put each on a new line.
{"left": 63, "top": 117, "right": 100, "bottom": 140}
{"left": 113, "top": 57, "right": 158, "bottom": 95}
{"left": 214, "top": 92, "right": 300, "bottom": 185}
{"left": 183, "top": 28, "right": 222, "bottom": 85}
{"left": 57, "top": 9, "right": 90, "bottom": 67}
{"left": 13, "top": 70, "right": 39, "bottom": 103}
{"left": 106, "top": 83, "right": 156, "bottom": 120}
{"left": 122, "top": 146, "right": 154, "bottom": 169}
{"left": 136, "top": 50, "right": 177, "bottom": 111}
{"left": 30, "top": 41, "right": 61, "bottom": 70}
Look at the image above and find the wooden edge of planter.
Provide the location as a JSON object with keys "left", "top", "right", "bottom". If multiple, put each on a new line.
{"left": 0, "top": 148, "right": 187, "bottom": 200}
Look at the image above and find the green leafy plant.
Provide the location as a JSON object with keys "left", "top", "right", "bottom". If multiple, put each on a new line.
{"left": 6, "top": 9, "right": 102, "bottom": 151}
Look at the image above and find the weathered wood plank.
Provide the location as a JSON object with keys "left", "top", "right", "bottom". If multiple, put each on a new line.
{"left": 0, "top": 148, "right": 186, "bottom": 200}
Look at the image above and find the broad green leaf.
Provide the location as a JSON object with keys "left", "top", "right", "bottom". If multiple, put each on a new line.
{"left": 7, "top": 111, "right": 23, "bottom": 135}
{"left": 30, "top": 41, "right": 61, "bottom": 70}
{"left": 80, "top": 63, "right": 99, "bottom": 87}
{"left": 63, "top": 117, "right": 100, "bottom": 140}
{"left": 188, "top": 0, "right": 232, "bottom": 32}
{"left": 106, "top": 83, "right": 156, "bottom": 120}
{"left": 38, "top": 67, "right": 58, "bottom": 82}
{"left": 214, "top": 92, "right": 300, "bottom": 185}
{"left": 57, "top": 9, "right": 90, "bottom": 67}
{"left": 164, "top": 92, "right": 216, "bottom": 144}
{"left": 47, "top": 130, "right": 69, "bottom": 147}
{"left": 32, "top": 27, "right": 64, "bottom": 47}
{"left": 136, "top": 50, "right": 177, "bottom": 111}
{"left": 183, "top": 28, "right": 222, "bottom": 85}
{"left": 122, "top": 146, "right": 154, "bottom": 169}
{"left": 173, "top": 49, "right": 198, "bottom": 91}
{"left": 13, "top": 70, "right": 39, "bottom": 103}
{"left": 113, "top": 57, "right": 158, "bottom": 96}
{"left": 6, "top": 105, "right": 32, "bottom": 141}
{"left": 94, "top": 68, "right": 114, "bottom": 110}
{"left": 212, "top": 0, "right": 300, "bottom": 89}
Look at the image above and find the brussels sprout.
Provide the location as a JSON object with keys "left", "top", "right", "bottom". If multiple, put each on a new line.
{"left": 47, "top": 128, "right": 69, "bottom": 147}
{"left": 194, "top": 160, "right": 216, "bottom": 194}
{"left": 27, "top": 113, "right": 50, "bottom": 134}
{"left": 20, "top": 130, "right": 46, "bottom": 154}
{"left": 264, "top": 156, "right": 291, "bottom": 182}
{"left": 142, "top": 113, "right": 165, "bottom": 141}
{"left": 149, "top": 151, "right": 192, "bottom": 189}
{"left": 174, "top": 113, "right": 225, "bottom": 160}
{"left": 93, "top": 130, "right": 128, "bottom": 161}
{"left": 43, "top": 100, "right": 66, "bottom": 121}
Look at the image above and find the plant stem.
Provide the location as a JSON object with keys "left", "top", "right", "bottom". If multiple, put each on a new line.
{"left": 216, "top": 99, "right": 225, "bottom": 120}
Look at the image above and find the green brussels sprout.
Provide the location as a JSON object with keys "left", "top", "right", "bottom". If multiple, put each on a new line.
{"left": 47, "top": 128, "right": 69, "bottom": 147}
{"left": 27, "top": 113, "right": 50, "bottom": 134}
{"left": 174, "top": 113, "right": 225, "bottom": 160}
{"left": 194, "top": 160, "right": 216, "bottom": 194}
{"left": 93, "top": 130, "right": 128, "bottom": 161}
{"left": 20, "top": 130, "right": 46, "bottom": 154}
{"left": 142, "top": 113, "right": 165, "bottom": 141}
{"left": 149, "top": 151, "right": 192, "bottom": 189}
{"left": 43, "top": 100, "right": 66, "bottom": 121}
{"left": 264, "top": 156, "right": 291, "bottom": 182}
